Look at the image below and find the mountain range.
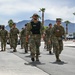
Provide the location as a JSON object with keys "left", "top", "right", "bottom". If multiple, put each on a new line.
{"left": 6, "top": 19, "right": 75, "bottom": 33}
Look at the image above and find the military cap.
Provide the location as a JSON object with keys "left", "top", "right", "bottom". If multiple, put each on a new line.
{"left": 56, "top": 18, "right": 62, "bottom": 22}
{"left": 33, "top": 13, "right": 39, "bottom": 16}
{"left": 31, "top": 13, "right": 39, "bottom": 18}
{"left": 49, "top": 23, "right": 52, "bottom": 26}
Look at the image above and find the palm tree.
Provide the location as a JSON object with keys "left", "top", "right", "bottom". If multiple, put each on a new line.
{"left": 39, "top": 8, "right": 45, "bottom": 26}
{"left": 73, "top": 12, "right": 75, "bottom": 23}
{"left": 64, "top": 20, "right": 70, "bottom": 34}
{"left": 8, "top": 19, "right": 14, "bottom": 28}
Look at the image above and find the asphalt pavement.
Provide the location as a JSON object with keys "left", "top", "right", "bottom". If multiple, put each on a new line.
{"left": 0, "top": 43, "right": 48, "bottom": 75}
{"left": 0, "top": 41, "right": 75, "bottom": 75}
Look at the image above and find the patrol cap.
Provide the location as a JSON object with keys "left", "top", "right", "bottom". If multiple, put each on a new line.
{"left": 32, "top": 13, "right": 39, "bottom": 17}
{"left": 56, "top": 18, "right": 62, "bottom": 22}
{"left": 30, "top": 13, "right": 41, "bottom": 19}
{"left": 49, "top": 23, "right": 52, "bottom": 26}
{"left": 31, "top": 13, "right": 40, "bottom": 18}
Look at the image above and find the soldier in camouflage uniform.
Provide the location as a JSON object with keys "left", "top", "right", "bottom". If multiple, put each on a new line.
{"left": 10, "top": 23, "right": 19, "bottom": 52}
{"left": 0, "top": 25, "right": 2, "bottom": 42}
{"left": 51, "top": 18, "right": 66, "bottom": 62}
{"left": 20, "top": 24, "right": 28, "bottom": 53}
{"left": 27, "top": 13, "right": 44, "bottom": 62}
{"left": 43, "top": 30, "right": 47, "bottom": 49}
{"left": 20, "top": 28, "right": 24, "bottom": 49}
{"left": 0, "top": 25, "right": 8, "bottom": 51}
{"left": 25, "top": 24, "right": 29, "bottom": 53}
{"left": 9, "top": 27, "right": 13, "bottom": 49}
{"left": 45, "top": 23, "right": 53, "bottom": 54}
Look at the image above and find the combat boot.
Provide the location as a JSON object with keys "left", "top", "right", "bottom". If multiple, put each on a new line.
{"left": 31, "top": 57, "right": 35, "bottom": 62}
{"left": 13, "top": 48, "right": 17, "bottom": 52}
{"left": 1, "top": 50, "right": 3, "bottom": 51}
{"left": 36, "top": 54, "right": 39, "bottom": 61}
{"left": 56, "top": 59, "right": 61, "bottom": 62}
{"left": 1, "top": 47, "right": 3, "bottom": 51}
{"left": 13, "top": 50, "right": 17, "bottom": 52}
{"left": 55, "top": 55, "right": 61, "bottom": 62}
{"left": 49, "top": 51, "right": 52, "bottom": 54}
{"left": 25, "top": 48, "right": 28, "bottom": 53}
{"left": 31, "top": 53, "right": 35, "bottom": 62}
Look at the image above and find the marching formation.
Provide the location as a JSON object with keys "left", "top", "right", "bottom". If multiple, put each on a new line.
{"left": 0, "top": 13, "right": 66, "bottom": 62}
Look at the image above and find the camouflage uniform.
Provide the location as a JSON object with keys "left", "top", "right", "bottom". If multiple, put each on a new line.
{"left": 51, "top": 18, "right": 65, "bottom": 62}
{"left": 0, "top": 26, "right": 8, "bottom": 51}
{"left": 21, "top": 25, "right": 28, "bottom": 53}
{"left": 27, "top": 14, "right": 44, "bottom": 61}
{"left": 10, "top": 23, "right": 19, "bottom": 52}
{"left": 0, "top": 25, "right": 2, "bottom": 42}
{"left": 20, "top": 28, "right": 24, "bottom": 49}
{"left": 45, "top": 24, "right": 53, "bottom": 54}
{"left": 9, "top": 28, "right": 13, "bottom": 49}
{"left": 43, "top": 31, "right": 47, "bottom": 49}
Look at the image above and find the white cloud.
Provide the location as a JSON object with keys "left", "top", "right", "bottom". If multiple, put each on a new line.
{"left": 46, "top": 6, "right": 75, "bottom": 22}
{"left": 0, "top": 0, "right": 75, "bottom": 25}
{"left": 0, "top": 0, "right": 37, "bottom": 15}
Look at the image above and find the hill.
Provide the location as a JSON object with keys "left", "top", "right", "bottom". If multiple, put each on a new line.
{"left": 6, "top": 19, "right": 75, "bottom": 33}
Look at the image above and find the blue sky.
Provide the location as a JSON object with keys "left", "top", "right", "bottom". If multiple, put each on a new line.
{"left": 0, "top": 0, "right": 75, "bottom": 26}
